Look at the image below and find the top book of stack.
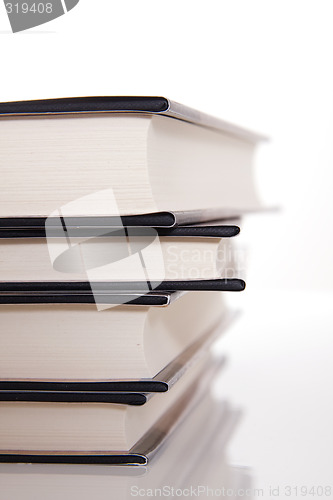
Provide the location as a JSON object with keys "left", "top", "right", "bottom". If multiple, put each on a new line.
{"left": 0, "top": 96, "right": 265, "bottom": 225}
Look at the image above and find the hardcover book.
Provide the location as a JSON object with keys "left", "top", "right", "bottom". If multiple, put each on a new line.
{"left": 0, "top": 97, "right": 264, "bottom": 219}
{"left": 0, "top": 292, "right": 227, "bottom": 382}
{"left": 0, "top": 354, "right": 220, "bottom": 464}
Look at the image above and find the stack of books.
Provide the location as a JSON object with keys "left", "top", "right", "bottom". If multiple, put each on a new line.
{"left": 0, "top": 96, "right": 264, "bottom": 465}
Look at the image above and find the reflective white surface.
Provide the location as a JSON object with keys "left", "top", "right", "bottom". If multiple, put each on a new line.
{"left": 214, "top": 289, "right": 333, "bottom": 497}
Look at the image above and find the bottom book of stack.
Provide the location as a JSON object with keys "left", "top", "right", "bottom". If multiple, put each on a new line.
{"left": 0, "top": 378, "right": 251, "bottom": 500}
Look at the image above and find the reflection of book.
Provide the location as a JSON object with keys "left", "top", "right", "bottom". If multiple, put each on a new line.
{"left": 0, "top": 97, "right": 264, "bottom": 218}
{"left": 184, "top": 406, "right": 253, "bottom": 500}
{"left": 0, "top": 292, "right": 228, "bottom": 384}
{"left": 0, "top": 354, "right": 218, "bottom": 464}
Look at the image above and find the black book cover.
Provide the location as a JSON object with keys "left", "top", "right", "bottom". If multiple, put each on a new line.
{"left": 0, "top": 279, "right": 246, "bottom": 295}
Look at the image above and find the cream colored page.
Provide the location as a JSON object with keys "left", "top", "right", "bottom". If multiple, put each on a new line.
{"left": 0, "top": 402, "right": 127, "bottom": 451}
{"left": 0, "top": 114, "right": 156, "bottom": 216}
{"left": 0, "top": 305, "right": 148, "bottom": 379}
{"left": 148, "top": 115, "right": 260, "bottom": 211}
{"left": 144, "top": 291, "right": 225, "bottom": 375}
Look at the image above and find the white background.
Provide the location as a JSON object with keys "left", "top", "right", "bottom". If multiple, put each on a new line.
{"left": 1, "top": 0, "right": 333, "bottom": 496}
{"left": 1, "top": 0, "right": 333, "bottom": 291}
